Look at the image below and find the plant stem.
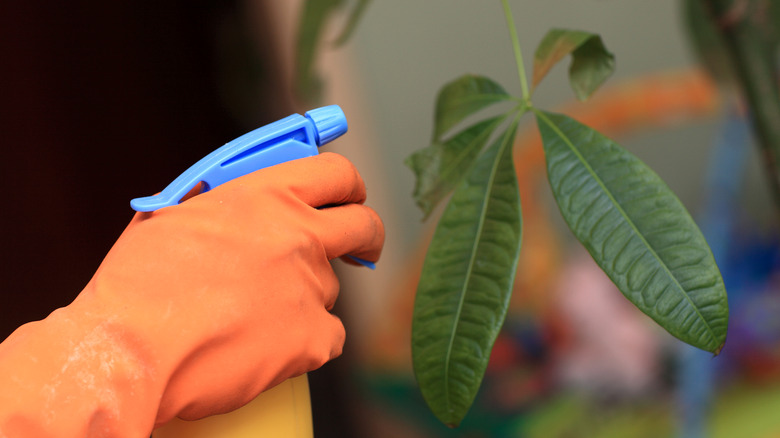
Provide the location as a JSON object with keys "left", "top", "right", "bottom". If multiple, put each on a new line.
{"left": 700, "top": 0, "right": 780, "bottom": 209}
{"left": 501, "top": 0, "right": 530, "bottom": 101}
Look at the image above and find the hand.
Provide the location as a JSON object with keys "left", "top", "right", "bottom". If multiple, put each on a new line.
{"left": 0, "top": 152, "right": 384, "bottom": 436}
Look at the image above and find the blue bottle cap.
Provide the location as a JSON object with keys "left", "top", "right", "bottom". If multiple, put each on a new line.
{"left": 305, "top": 105, "right": 348, "bottom": 146}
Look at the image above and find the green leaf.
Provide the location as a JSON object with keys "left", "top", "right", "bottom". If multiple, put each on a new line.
{"left": 535, "top": 110, "right": 728, "bottom": 353}
{"left": 683, "top": 0, "right": 780, "bottom": 84}
{"left": 333, "top": 0, "right": 372, "bottom": 46}
{"left": 682, "top": 0, "right": 732, "bottom": 83}
{"left": 433, "top": 75, "right": 512, "bottom": 141}
{"left": 412, "top": 123, "right": 522, "bottom": 427}
{"left": 295, "top": 0, "right": 345, "bottom": 102}
{"left": 771, "top": 1, "right": 780, "bottom": 46}
{"left": 406, "top": 116, "right": 505, "bottom": 219}
{"left": 532, "top": 29, "right": 615, "bottom": 101}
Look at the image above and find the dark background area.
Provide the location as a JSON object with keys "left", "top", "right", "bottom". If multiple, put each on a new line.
{"left": 0, "top": 1, "right": 358, "bottom": 436}
{"left": 0, "top": 0, "right": 285, "bottom": 335}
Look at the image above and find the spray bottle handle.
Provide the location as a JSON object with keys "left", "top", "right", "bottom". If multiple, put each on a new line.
{"left": 131, "top": 106, "right": 348, "bottom": 212}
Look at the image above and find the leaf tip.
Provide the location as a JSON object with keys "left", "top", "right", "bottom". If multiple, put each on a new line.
{"left": 439, "top": 412, "right": 462, "bottom": 429}
{"left": 574, "top": 90, "right": 590, "bottom": 102}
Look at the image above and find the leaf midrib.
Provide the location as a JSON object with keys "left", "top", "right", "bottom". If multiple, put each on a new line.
{"left": 534, "top": 109, "right": 718, "bottom": 348}
{"left": 441, "top": 117, "right": 519, "bottom": 414}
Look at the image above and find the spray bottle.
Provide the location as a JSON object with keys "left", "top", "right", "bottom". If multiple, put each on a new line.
{"left": 130, "top": 105, "right": 371, "bottom": 437}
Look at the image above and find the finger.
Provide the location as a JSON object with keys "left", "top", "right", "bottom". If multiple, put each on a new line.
{"left": 254, "top": 152, "right": 367, "bottom": 208}
{"left": 313, "top": 203, "right": 385, "bottom": 263}
{"left": 324, "top": 314, "right": 346, "bottom": 361}
{"left": 314, "top": 256, "right": 341, "bottom": 311}
{"left": 305, "top": 313, "right": 346, "bottom": 371}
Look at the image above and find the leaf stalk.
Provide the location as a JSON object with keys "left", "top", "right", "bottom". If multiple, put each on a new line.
{"left": 501, "top": 0, "right": 531, "bottom": 102}
{"left": 700, "top": 0, "right": 780, "bottom": 209}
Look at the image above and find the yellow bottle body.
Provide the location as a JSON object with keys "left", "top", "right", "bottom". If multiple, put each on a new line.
{"left": 152, "top": 374, "right": 313, "bottom": 438}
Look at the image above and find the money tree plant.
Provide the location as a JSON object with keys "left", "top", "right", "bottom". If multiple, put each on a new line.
{"left": 296, "top": 0, "right": 730, "bottom": 428}
{"left": 405, "top": 1, "right": 728, "bottom": 426}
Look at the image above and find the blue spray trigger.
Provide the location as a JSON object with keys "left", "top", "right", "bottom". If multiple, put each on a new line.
{"left": 130, "top": 105, "right": 374, "bottom": 269}
{"left": 346, "top": 255, "right": 376, "bottom": 270}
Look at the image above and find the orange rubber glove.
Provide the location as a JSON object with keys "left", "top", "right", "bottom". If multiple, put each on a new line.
{"left": 0, "top": 152, "right": 384, "bottom": 438}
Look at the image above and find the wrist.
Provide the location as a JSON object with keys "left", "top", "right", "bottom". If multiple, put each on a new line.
{"left": 0, "top": 295, "right": 165, "bottom": 437}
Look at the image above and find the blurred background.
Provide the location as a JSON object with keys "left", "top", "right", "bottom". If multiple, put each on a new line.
{"left": 2, "top": 0, "right": 780, "bottom": 436}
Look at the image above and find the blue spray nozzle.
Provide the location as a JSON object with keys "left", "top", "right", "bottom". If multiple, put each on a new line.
{"left": 306, "top": 105, "right": 348, "bottom": 145}
{"left": 130, "top": 105, "right": 374, "bottom": 269}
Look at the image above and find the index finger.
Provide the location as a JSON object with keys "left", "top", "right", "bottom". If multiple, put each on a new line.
{"left": 256, "top": 152, "right": 367, "bottom": 208}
